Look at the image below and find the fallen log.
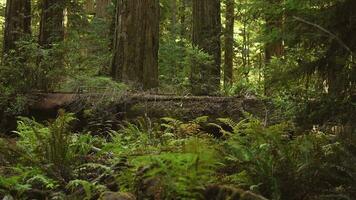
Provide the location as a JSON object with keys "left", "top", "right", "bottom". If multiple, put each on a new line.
{"left": 0, "top": 92, "right": 273, "bottom": 134}
{"left": 28, "top": 92, "right": 269, "bottom": 123}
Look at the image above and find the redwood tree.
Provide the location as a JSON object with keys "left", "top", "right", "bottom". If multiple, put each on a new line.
{"left": 111, "top": 0, "right": 159, "bottom": 89}
{"left": 191, "top": 0, "right": 221, "bottom": 95}
{"left": 39, "top": 0, "right": 65, "bottom": 47}
{"left": 96, "top": 0, "right": 111, "bottom": 19}
{"left": 3, "top": 0, "right": 31, "bottom": 53}
{"left": 264, "top": 0, "right": 284, "bottom": 95}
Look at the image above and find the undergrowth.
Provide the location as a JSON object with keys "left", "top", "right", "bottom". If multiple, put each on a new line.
{"left": 0, "top": 112, "right": 355, "bottom": 200}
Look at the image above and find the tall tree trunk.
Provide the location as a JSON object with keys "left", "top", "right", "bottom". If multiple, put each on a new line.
{"left": 38, "top": 0, "right": 65, "bottom": 91}
{"left": 265, "top": 33, "right": 283, "bottom": 62}
{"left": 3, "top": 0, "right": 31, "bottom": 54}
{"left": 111, "top": 0, "right": 159, "bottom": 90}
{"left": 170, "top": 0, "right": 178, "bottom": 37}
{"left": 109, "top": 0, "right": 117, "bottom": 51}
{"left": 192, "top": 0, "right": 221, "bottom": 95}
{"left": 264, "top": 0, "right": 284, "bottom": 95}
{"left": 95, "top": 0, "right": 111, "bottom": 19}
{"left": 224, "top": 0, "right": 234, "bottom": 88}
{"left": 264, "top": 0, "right": 284, "bottom": 62}
{"left": 24, "top": 0, "right": 31, "bottom": 35}
{"left": 39, "top": 0, "right": 65, "bottom": 47}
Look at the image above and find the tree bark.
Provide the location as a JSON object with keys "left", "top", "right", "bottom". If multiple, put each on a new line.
{"left": 39, "top": 0, "right": 65, "bottom": 47}
{"left": 111, "top": 0, "right": 160, "bottom": 90}
{"left": 224, "top": 0, "right": 234, "bottom": 88}
{"left": 95, "top": 0, "right": 111, "bottom": 19}
{"left": 29, "top": 92, "right": 268, "bottom": 127}
{"left": 3, "top": 0, "right": 31, "bottom": 54}
{"left": 179, "top": 0, "right": 188, "bottom": 39}
{"left": 170, "top": 0, "right": 178, "bottom": 37}
{"left": 192, "top": 0, "right": 221, "bottom": 95}
{"left": 264, "top": 0, "right": 284, "bottom": 95}
{"left": 264, "top": 0, "right": 284, "bottom": 62}
{"left": 265, "top": 34, "right": 283, "bottom": 62}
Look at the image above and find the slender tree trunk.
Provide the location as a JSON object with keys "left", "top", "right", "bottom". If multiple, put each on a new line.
{"left": 170, "top": 0, "right": 178, "bottom": 37}
{"left": 96, "top": 0, "right": 111, "bottom": 19}
{"left": 24, "top": 0, "right": 31, "bottom": 35}
{"left": 3, "top": 0, "right": 31, "bottom": 54}
{"left": 179, "top": 0, "right": 186, "bottom": 39}
{"left": 111, "top": 0, "right": 160, "bottom": 90}
{"left": 224, "top": 0, "right": 234, "bottom": 88}
{"left": 39, "top": 0, "right": 65, "bottom": 47}
{"left": 109, "top": 0, "right": 117, "bottom": 51}
{"left": 192, "top": 0, "right": 221, "bottom": 95}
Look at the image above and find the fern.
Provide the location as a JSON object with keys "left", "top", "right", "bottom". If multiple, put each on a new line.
{"left": 122, "top": 136, "right": 220, "bottom": 199}
{"left": 192, "top": 116, "right": 209, "bottom": 124}
{"left": 0, "top": 174, "right": 31, "bottom": 196}
{"left": 11, "top": 110, "right": 97, "bottom": 183}
{"left": 66, "top": 180, "right": 96, "bottom": 200}
{"left": 26, "top": 174, "right": 58, "bottom": 190}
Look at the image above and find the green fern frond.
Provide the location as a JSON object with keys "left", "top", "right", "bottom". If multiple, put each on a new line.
{"left": 66, "top": 180, "right": 95, "bottom": 200}
{"left": 192, "top": 116, "right": 209, "bottom": 124}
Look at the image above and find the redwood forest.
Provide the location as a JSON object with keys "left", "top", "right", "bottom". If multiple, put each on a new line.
{"left": 0, "top": 0, "right": 355, "bottom": 199}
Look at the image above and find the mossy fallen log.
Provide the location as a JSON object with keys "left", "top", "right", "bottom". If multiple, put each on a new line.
{"left": 0, "top": 92, "right": 272, "bottom": 135}
{"left": 28, "top": 92, "right": 269, "bottom": 123}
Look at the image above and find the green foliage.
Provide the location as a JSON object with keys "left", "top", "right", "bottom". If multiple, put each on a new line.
{"left": 159, "top": 37, "right": 214, "bottom": 93}
{"left": 115, "top": 137, "right": 220, "bottom": 199}
{"left": 161, "top": 116, "right": 208, "bottom": 138}
{"left": 1, "top": 39, "right": 66, "bottom": 92}
{"left": 0, "top": 166, "right": 59, "bottom": 198}
{"left": 60, "top": 76, "right": 128, "bottom": 93}
{"left": 0, "top": 0, "right": 355, "bottom": 199}
{"left": 64, "top": 16, "right": 112, "bottom": 77}
{"left": 13, "top": 111, "right": 78, "bottom": 181}
{"left": 0, "top": 169, "right": 32, "bottom": 196}
{"left": 222, "top": 116, "right": 356, "bottom": 200}
{"left": 104, "top": 117, "right": 163, "bottom": 156}
{"left": 66, "top": 179, "right": 97, "bottom": 200}
{"left": 0, "top": 112, "right": 110, "bottom": 199}
{"left": 1, "top": 112, "right": 356, "bottom": 199}
{"left": 103, "top": 117, "right": 220, "bottom": 199}
{"left": 0, "top": 39, "right": 68, "bottom": 120}
{"left": 224, "top": 79, "right": 264, "bottom": 96}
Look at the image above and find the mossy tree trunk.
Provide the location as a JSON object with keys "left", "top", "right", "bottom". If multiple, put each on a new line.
{"left": 224, "top": 0, "right": 234, "bottom": 89}
{"left": 111, "top": 0, "right": 159, "bottom": 90}
{"left": 264, "top": 0, "right": 284, "bottom": 95}
{"left": 191, "top": 0, "right": 221, "bottom": 95}
{"left": 38, "top": 0, "right": 66, "bottom": 91}
{"left": 39, "top": 0, "right": 65, "bottom": 48}
{"left": 3, "top": 0, "right": 31, "bottom": 54}
{"left": 95, "top": 0, "right": 111, "bottom": 19}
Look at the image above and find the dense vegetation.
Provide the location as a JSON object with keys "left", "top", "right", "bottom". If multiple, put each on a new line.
{"left": 0, "top": 0, "right": 355, "bottom": 199}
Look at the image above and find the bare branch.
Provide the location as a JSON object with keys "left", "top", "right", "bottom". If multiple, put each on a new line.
{"left": 293, "top": 16, "right": 354, "bottom": 59}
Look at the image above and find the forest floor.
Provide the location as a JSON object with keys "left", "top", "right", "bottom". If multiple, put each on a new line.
{"left": 0, "top": 94, "right": 355, "bottom": 200}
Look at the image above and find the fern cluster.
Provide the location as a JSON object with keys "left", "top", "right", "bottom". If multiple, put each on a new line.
{"left": 220, "top": 116, "right": 356, "bottom": 200}
{"left": 1, "top": 112, "right": 355, "bottom": 200}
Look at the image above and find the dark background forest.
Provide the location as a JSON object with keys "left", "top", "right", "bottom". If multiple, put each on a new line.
{"left": 0, "top": 0, "right": 355, "bottom": 199}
